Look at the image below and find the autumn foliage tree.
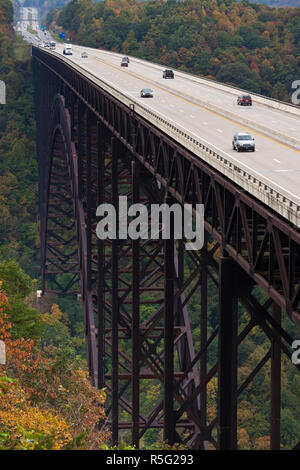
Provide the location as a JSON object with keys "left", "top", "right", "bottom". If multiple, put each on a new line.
{"left": 0, "top": 273, "right": 110, "bottom": 450}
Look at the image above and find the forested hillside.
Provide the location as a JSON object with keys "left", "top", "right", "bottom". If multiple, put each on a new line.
{"left": 0, "top": 0, "right": 38, "bottom": 276}
{"left": 0, "top": 0, "right": 110, "bottom": 449}
{"left": 48, "top": 0, "right": 300, "bottom": 102}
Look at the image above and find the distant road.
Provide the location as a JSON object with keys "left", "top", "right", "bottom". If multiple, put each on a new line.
{"left": 15, "top": 6, "right": 50, "bottom": 46}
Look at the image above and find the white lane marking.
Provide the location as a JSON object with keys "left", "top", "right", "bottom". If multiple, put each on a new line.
{"left": 203, "top": 122, "right": 208, "bottom": 125}
{"left": 273, "top": 159, "right": 281, "bottom": 163}
{"left": 217, "top": 129, "right": 223, "bottom": 133}
{"left": 190, "top": 115, "right": 195, "bottom": 118}
{"left": 256, "top": 104, "right": 300, "bottom": 124}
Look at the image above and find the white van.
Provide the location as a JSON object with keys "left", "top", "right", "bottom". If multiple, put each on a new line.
{"left": 63, "top": 44, "right": 72, "bottom": 55}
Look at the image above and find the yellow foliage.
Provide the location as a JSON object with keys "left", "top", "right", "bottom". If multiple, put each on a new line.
{"left": 207, "top": 377, "right": 217, "bottom": 422}
{"left": 238, "top": 428, "right": 251, "bottom": 450}
{"left": 43, "top": 303, "right": 63, "bottom": 323}
{"left": 0, "top": 372, "right": 72, "bottom": 449}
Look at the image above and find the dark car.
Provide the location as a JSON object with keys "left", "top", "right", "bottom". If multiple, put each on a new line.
{"left": 237, "top": 94, "right": 252, "bottom": 106}
{"left": 163, "top": 69, "right": 174, "bottom": 79}
{"left": 232, "top": 132, "right": 255, "bottom": 152}
{"left": 140, "top": 88, "right": 153, "bottom": 98}
{"left": 121, "top": 60, "right": 128, "bottom": 67}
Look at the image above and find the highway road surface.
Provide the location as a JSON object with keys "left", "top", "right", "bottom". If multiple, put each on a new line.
{"left": 48, "top": 43, "right": 300, "bottom": 206}
{"left": 15, "top": 7, "right": 50, "bottom": 47}
{"left": 18, "top": 16, "right": 300, "bottom": 213}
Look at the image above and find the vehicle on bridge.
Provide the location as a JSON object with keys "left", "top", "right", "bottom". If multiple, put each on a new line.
{"left": 232, "top": 132, "right": 255, "bottom": 152}
{"left": 50, "top": 41, "right": 56, "bottom": 49}
{"left": 237, "top": 94, "right": 252, "bottom": 106}
{"left": 44, "top": 41, "right": 50, "bottom": 48}
{"left": 163, "top": 69, "right": 174, "bottom": 79}
{"left": 122, "top": 56, "right": 130, "bottom": 63}
{"left": 121, "top": 59, "right": 128, "bottom": 67}
{"left": 81, "top": 52, "right": 88, "bottom": 58}
{"left": 140, "top": 88, "right": 153, "bottom": 98}
{"left": 63, "top": 44, "right": 72, "bottom": 55}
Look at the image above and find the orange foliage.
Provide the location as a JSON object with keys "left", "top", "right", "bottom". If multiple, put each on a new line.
{"left": 252, "top": 436, "right": 270, "bottom": 450}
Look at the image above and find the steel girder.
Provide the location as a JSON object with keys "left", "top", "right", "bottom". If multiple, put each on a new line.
{"left": 33, "top": 47, "right": 300, "bottom": 450}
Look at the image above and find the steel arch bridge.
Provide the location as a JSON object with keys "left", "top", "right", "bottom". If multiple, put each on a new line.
{"left": 33, "top": 46, "right": 300, "bottom": 450}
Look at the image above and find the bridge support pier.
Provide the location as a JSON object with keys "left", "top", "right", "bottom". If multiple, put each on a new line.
{"left": 164, "top": 198, "right": 175, "bottom": 445}
{"left": 97, "top": 122, "right": 105, "bottom": 390}
{"left": 200, "top": 239, "right": 208, "bottom": 441}
{"left": 218, "top": 253, "right": 237, "bottom": 450}
{"left": 111, "top": 137, "right": 120, "bottom": 446}
{"left": 271, "top": 302, "right": 281, "bottom": 450}
{"left": 131, "top": 160, "right": 140, "bottom": 448}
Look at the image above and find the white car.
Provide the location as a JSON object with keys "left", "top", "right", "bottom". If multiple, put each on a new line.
{"left": 140, "top": 88, "right": 153, "bottom": 98}
{"left": 232, "top": 132, "right": 255, "bottom": 152}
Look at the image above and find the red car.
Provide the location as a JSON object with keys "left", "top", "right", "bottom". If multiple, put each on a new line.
{"left": 121, "top": 60, "right": 128, "bottom": 67}
{"left": 237, "top": 94, "right": 252, "bottom": 106}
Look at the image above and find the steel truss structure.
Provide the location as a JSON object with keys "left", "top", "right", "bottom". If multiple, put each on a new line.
{"left": 33, "top": 47, "right": 300, "bottom": 450}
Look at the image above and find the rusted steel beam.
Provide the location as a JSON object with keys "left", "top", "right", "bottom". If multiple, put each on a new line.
{"left": 163, "top": 197, "right": 175, "bottom": 445}
{"left": 131, "top": 160, "right": 140, "bottom": 448}
{"left": 271, "top": 303, "right": 281, "bottom": 450}
{"left": 218, "top": 254, "right": 237, "bottom": 450}
{"left": 111, "top": 137, "right": 120, "bottom": 445}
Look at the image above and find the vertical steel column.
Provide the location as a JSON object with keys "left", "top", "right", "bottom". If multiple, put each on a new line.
{"left": 218, "top": 253, "right": 238, "bottom": 450}
{"left": 77, "top": 102, "right": 84, "bottom": 201}
{"left": 111, "top": 137, "right": 119, "bottom": 445}
{"left": 132, "top": 160, "right": 140, "bottom": 448}
{"left": 200, "top": 238, "right": 208, "bottom": 441}
{"left": 86, "top": 113, "right": 92, "bottom": 290}
{"left": 70, "top": 93, "right": 75, "bottom": 142}
{"left": 97, "top": 122, "right": 105, "bottom": 390}
{"left": 271, "top": 303, "right": 281, "bottom": 450}
{"left": 163, "top": 197, "right": 175, "bottom": 444}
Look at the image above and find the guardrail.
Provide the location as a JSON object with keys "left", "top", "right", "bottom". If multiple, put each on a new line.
{"left": 35, "top": 47, "right": 300, "bottom": 228}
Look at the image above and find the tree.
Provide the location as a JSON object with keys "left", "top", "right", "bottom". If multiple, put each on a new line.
{"left": 0, "top": 277, "right": 110, "bottom": 449}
